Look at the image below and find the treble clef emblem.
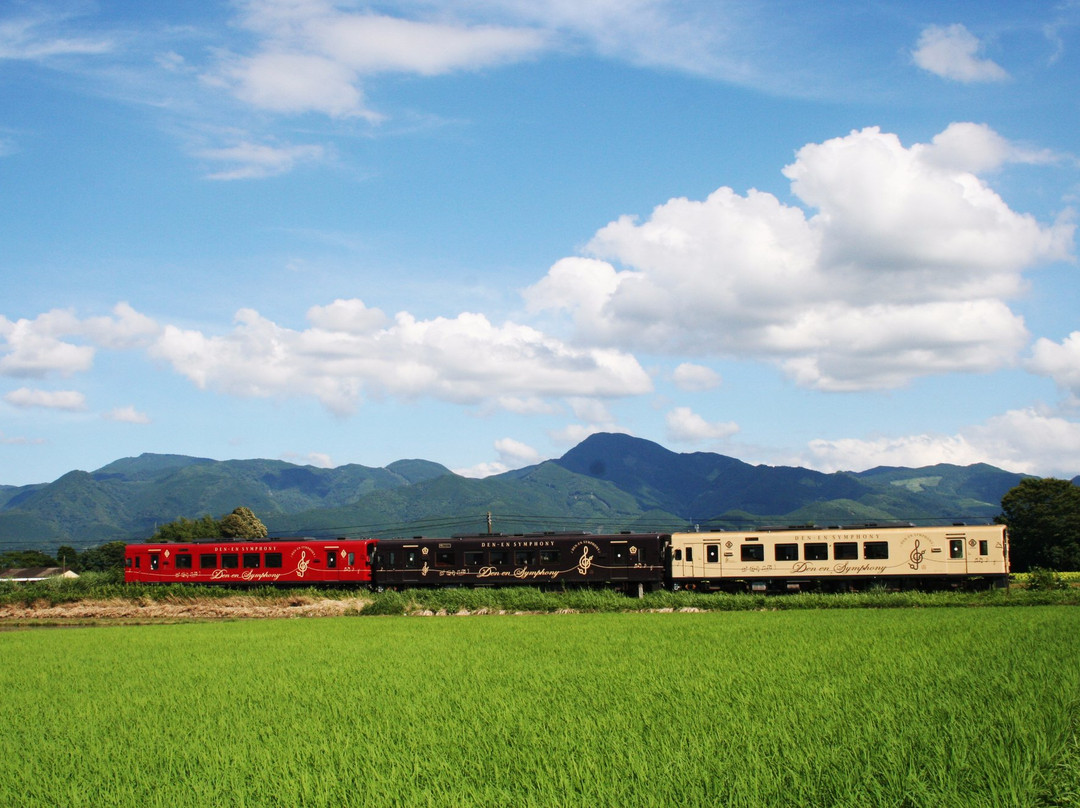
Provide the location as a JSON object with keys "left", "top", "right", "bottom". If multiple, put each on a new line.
{"left": 908, "top": 539, "right": 925, "bottom": 570}
{"left": 296, "top": 550, "right": 309, "bottom": 578}
{"left": 577, "top": 547, "right": 594, "bottom": 576}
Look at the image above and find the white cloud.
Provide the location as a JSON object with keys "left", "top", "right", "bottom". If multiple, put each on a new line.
{"left": 495, "top": 436, "right": 542, "bottom": 466}
{"left": 280, "top": 451, "right": 334, "bottom": 468}
{"left": 0, "top": 14, "right": 113, "bottom": 61}
{"left": 525, "top": 124, "right": 1074, "bottom": 391}
{"left": 149, "top": 302, "right": 652, "bottom": 415}
{"left": 198, "top": 139, "right": 327, "bottom": 180}
{"left": 0, "top": 311, "right": 95, "bottom": 377}
{"left": 672, "top": 363, "right": 721, "bottom": 391}
{"left": 0, "top": 431, "right": 45, "bottom": 446}
{"left": 0, "top": 303, "right": 159, "bottom": 378}
{"left": 912, "top": 24, "right": 1008, "bottom": 83}
{"left": 4, "top": 388, "right": 87, "bottom": 411}
{"left": 665, "top": 406, "right": 738, "bottom": 443}
{"left": 1028, "top": 332, "right": 1080, "bottom": 401}
{"left": 804, "top": 408, "right": 1080, "bottom": 479}
{"left": 103, "top": 406, "right": 150, "bottom": 424}
{"left": 216, "top": 1, "right": 547, "bottom": 118}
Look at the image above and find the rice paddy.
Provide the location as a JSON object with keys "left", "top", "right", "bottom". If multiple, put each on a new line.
{"left": 2, "top": 607, "right": 1078, "bottom": 807}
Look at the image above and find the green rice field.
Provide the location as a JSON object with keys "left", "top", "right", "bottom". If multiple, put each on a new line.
{"left": 3, "top": 607, "right": 1078, "bottom": 807}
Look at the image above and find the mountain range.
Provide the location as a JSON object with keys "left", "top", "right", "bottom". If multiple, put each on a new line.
{"left": 0, "top": 433, "right": 1039, "bottom": 551}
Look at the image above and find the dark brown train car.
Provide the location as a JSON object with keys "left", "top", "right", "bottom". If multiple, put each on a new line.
{"left": 373, "top": 532, "right": 669, "bottom": 594}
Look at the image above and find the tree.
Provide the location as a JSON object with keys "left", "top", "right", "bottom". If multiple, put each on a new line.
{"left": 999, "top": 478, "right": 1080, "bottom": 572}
{"left": 150, "top": 514, "right": 222, "bottom": 542}
{"left": 55, "top": 545, "right": 81, "bottom": 572}
{"left": 0, "top": 549, "right": 59, "bottom": 569}
{"left": 77, "top": 541, "right": 127, "bottom": 572}
{"left": 219, "top": 507, "right": 268, "bottom": 539}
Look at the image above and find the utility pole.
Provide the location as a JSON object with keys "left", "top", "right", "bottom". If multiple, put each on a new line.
{"left": 486, "top": 511, "right": 493, "bottom": 535}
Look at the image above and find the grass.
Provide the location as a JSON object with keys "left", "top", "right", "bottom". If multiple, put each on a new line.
{"left": 1, "top": 608, "right": 1078, "bottom": 807}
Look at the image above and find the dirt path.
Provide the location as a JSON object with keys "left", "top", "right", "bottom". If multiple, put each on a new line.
{"left": 0, "top": 595, "right": 371, "bottom": 625}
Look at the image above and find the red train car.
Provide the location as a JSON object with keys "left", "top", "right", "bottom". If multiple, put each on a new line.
{"left": 124, "top": 537, "right": 376, "bottom": 585}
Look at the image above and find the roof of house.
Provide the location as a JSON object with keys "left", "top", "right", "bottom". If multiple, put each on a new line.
{"left": 0, "top": 567, "right": 80, "bottom": 581}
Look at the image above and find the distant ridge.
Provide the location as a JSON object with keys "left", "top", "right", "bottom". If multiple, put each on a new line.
{"left": 0, "top": 433, "right": 1036, "bottom": 550}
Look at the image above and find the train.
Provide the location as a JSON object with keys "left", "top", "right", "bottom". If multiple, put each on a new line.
{"left": 124, "top": 522, "right": 1009, "bottom": 593}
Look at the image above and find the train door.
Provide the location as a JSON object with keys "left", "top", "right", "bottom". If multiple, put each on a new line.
{"left": 946, "top": 533, "right": 968, "bottom": 576}
{"left": 324, "top": 546, "right": 341, "bottom": 582}
{"left": 609, "top": 540, "right": 630, "bottom": 582}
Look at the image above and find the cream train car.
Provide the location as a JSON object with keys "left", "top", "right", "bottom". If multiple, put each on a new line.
{"left": 668, "top": 524, "right": 1009, "bottom": 592}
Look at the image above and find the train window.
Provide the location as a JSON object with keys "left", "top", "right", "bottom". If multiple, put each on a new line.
{"left": 266, "top": 553, "right": 282, "bottom": 569}
{"left": 864, "top": 542, "right": 889, "bottom": 560}
{"left": 243, "top": 553, "right": 260, "bottom": 569}
{"left": 405, "top": 549, "right": 421, "bottom": 568}
{"left": 464, "top": 551, "right": 484, "bottom": 566}
{"left": 150, "top": 554, "right": 160, "bottom": 571}
{"left": 515, "top": 550, "right": 536, "bottom": 566}
{"left": 949, "top": 540, "right": 964, "bottom": 559}
{"left": 685, "top": 547, "right": 694, "bottom": 562}
{"left": 834, "top": 542, "right": 858, "bottom": 560}
{"left": 125, "top": 557, "right": 132, "bottom": 568}
{"left": 222, "top": 554, "right": 239, "bottom": 569}
{"left": 805, "top": 543, "right": 828, "bottom": 561}
{"left": 347, "top": 552, "right": 355, "bottom": 566}
{"left": 436, "top": 550, "right": 455, "bottom": 567}
{"left": 612, "top": 546, "right": 627, "bottom": 563}
{"left": 674, "top": 548, "right": 682, "bottom": 561}
{"left": 707, "top": 545, "right": 719, "bottom": 564}
{"left": 489, "top": 550, "right": 509, "bottom": 565}
{"left": 134, "top": 557, "right": 141, "bottom": 568}
{"left": 741, "top": 544, "right": 764, "bottom": 562}
{"left": 540, "top": 550, "right": 561, "bottom": 563}
{"left": 175, "top": 554, "right": 193, "bottom": 569}
{"left": 200, "top": 554, "right": 217, "bottom": 569}
{"left": 326, "top": 551, "right": 337, "bottom": 569}
{"left": 979, "top": 540, "right": 988, "bottom": 556}
{"left": 775, "top": 544, "right": 799, "bottom": 562}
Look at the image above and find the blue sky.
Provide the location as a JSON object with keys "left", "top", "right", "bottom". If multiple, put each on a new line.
{"left": 1, "top": 0, "right": 1079, "bottom": 487}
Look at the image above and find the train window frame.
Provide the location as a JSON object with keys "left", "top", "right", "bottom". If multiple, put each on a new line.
{"left": 515, "top": 550, "right": 536, "bottom": 566}
{"left": 221, "top": 553, "right": 239, "bottom": 569}
{"left": 685, "top": 547, "right": 694, "bottom": 563}
{"left": 805, "top": 543, "right": 828, "bottom": 561}
{"left": 436, "top": 550, "right": 456, "bottom": 567}
{"left": 265, "top": 553, "right": 283, "bottom": 569}
{"left": 834, "top": 542, "right": 858, "bottom": 560}
{"left": 404, "top": 549, "right": 421, "bottom": 569}
{"left": 979, "top": 540, "right": 988, "bottom": 556}
{"left": 949, "top": 540, "right": 964, "bottom": 559}
{"left": 673, "top": 548, "right": 682, "bottom": 561}
{"left": 150, "top": 554, "right": 160, "bottom": 571}
{"left": 243, "top": 553, "right": 260, "bottom": 569}
{"left": 489, "top": 550, "right": 509, "bottom": 565}
{"left": 540, "top": 550, "right": 561, "bottom": 564}
{"left": 200, "top": 553, "right": 217, "bottom": 569}
{"left": 775, "top": 543, "right": 799, "bottom": 562}
{"left": 175, "top": 554, "right": 193, "bottom": 569}
{"left": 741, "top": 544, "right": 765, "bottom": 562}
{"left": 464, "top": 550, "right": 484, "bottom": 566}
{"left": 863, "top": 541, "right": 889, "bottom": 560}
{"left": 706, "top": 544, "right": 719, "bottom": 564}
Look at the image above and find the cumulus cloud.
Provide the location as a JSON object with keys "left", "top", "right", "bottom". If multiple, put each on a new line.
{"left": 804, "top": 408, "right": 1080, "bottom": 478}
{"left": 4, "top": 388, "right": 87, "bottom": 411}
{"left": 524, "top": 124, "right": 1074, "bottom": 391}
{"left": 1028, "top": 332, "right": 1080, "bottom": 401}
{"left": 912, "top": 24, "right": 1008, "bottom": 83}
{"left": 665, "top": 406, "right": 738, "bottom": 443}
{"left": 149, "top": 302, "right": 652, "bottom": 415}
{"left": 0, "top": 303, "right": 159, "bottom": 378}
